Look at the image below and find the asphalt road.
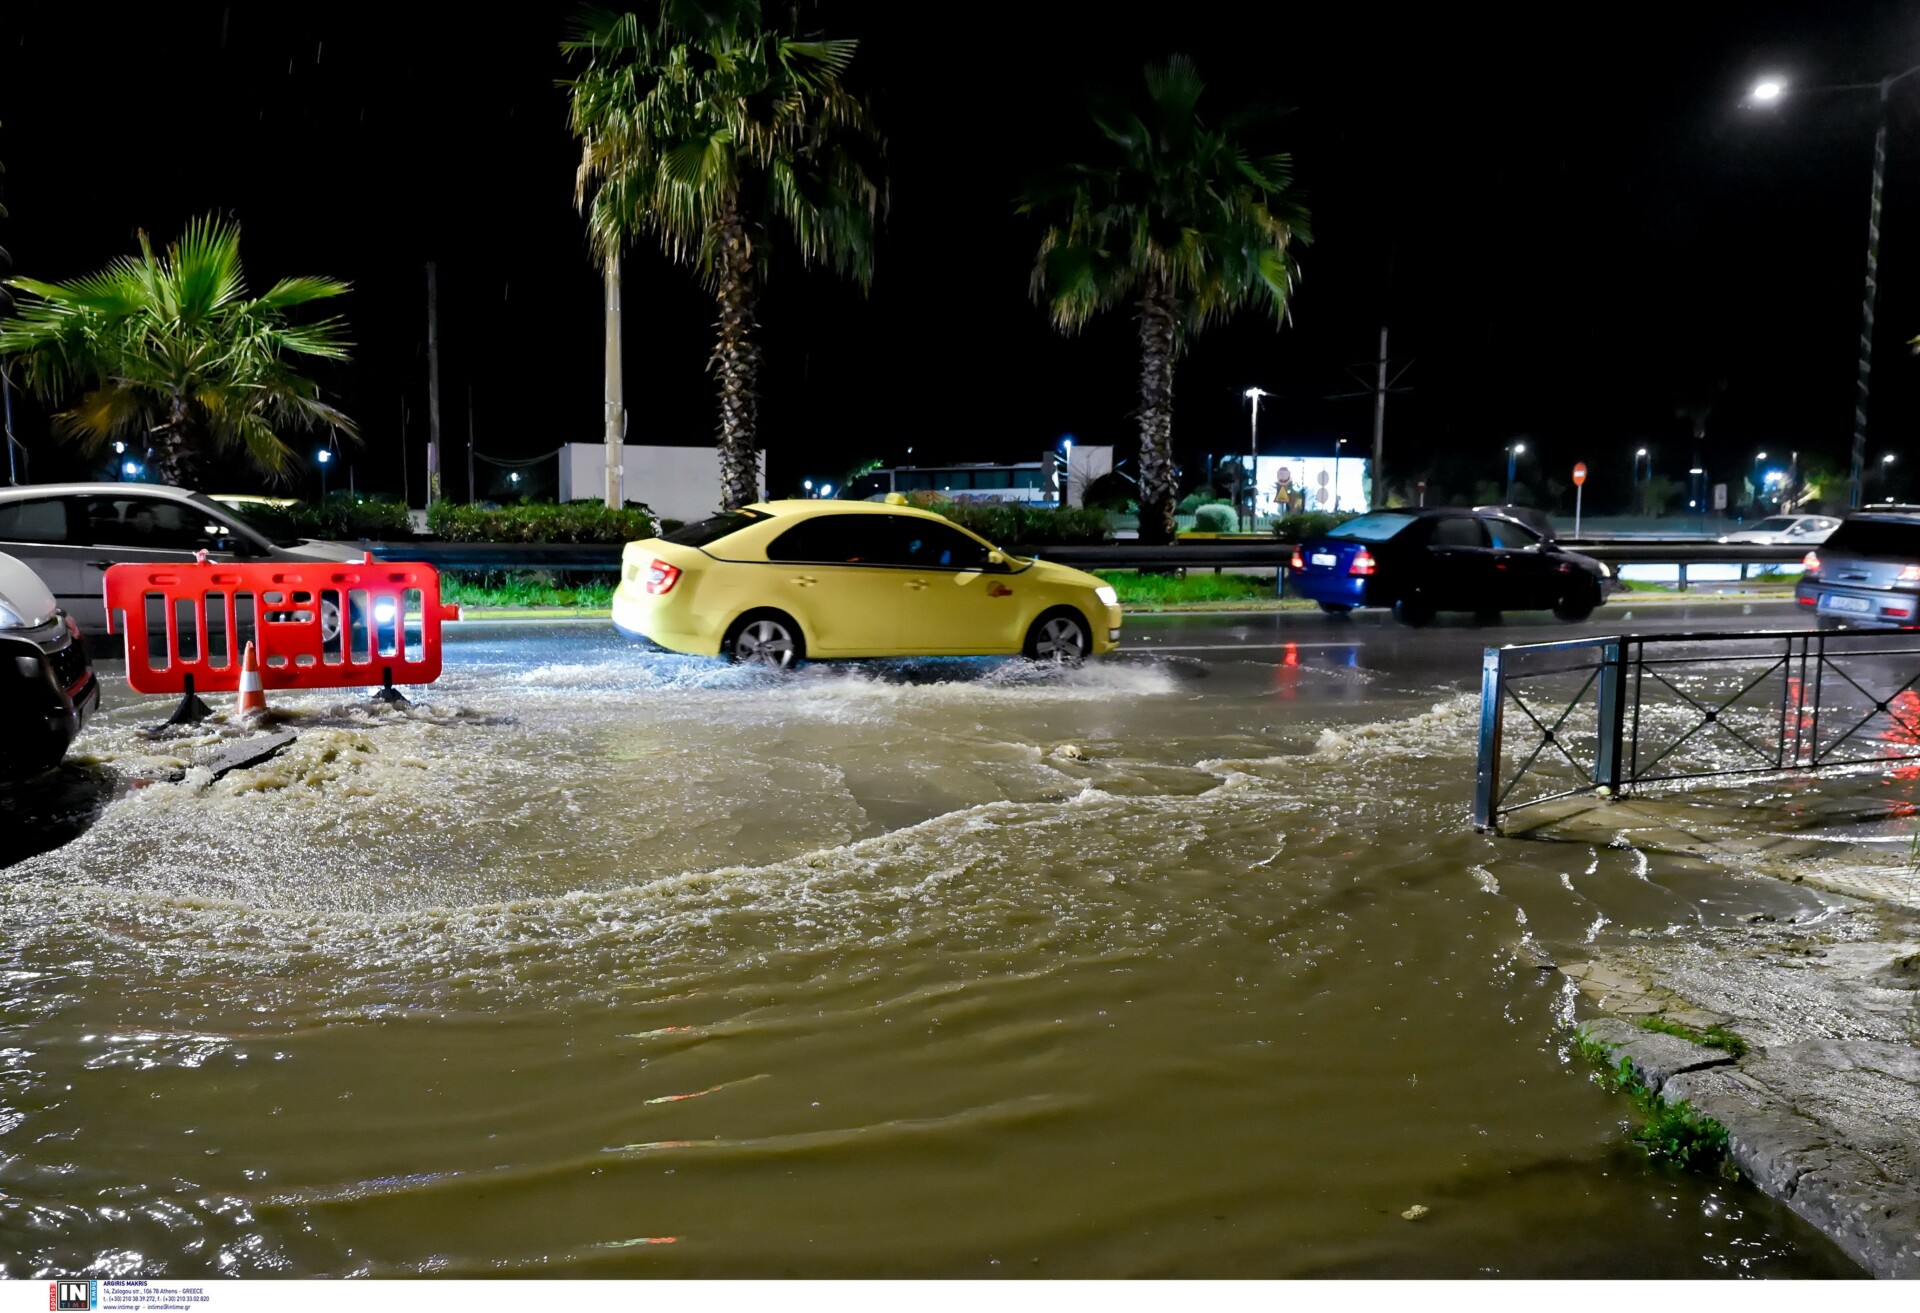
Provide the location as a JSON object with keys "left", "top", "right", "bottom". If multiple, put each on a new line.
{"left": 1, "top": 597, "right": 1805, "bottom": 868}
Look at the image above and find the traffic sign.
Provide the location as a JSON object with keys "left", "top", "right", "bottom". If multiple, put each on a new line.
{"left": 1572, "top": 462, "right": 1588, "bottom": 486}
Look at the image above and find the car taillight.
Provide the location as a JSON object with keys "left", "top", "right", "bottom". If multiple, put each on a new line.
{"left": 1349, "top": 549, "right": 1376, "bottom": 576}
{"left": 1290, "top": 547, "right": 1305, "bottom": 570}
{"left": 644, "top": 558, "right": 682, "bottom": 595}
{"left": 1803, "top": 551, "right": 1820, "bottom": 574}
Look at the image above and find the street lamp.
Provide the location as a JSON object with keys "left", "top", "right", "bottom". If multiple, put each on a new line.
{"left": 803, "top": 478, "right": 814, "bottom": 498}
{"left": 1745, "top": 62, "right": 1920, "bottom": 508}
{"left": 1243, "top": 387, "right": 1271, "bottom": 531}
{"left": 1334, "top": 438, "right": 1348, "bottom": 512}
{"left": 316, "top": 448, "right": 332, "bottom": 500}
{"left": 819, "top": 483, "right": 834, "bottom": 499}
{"left": 1505, "top": 442, "right": 1526, "bottom": 503}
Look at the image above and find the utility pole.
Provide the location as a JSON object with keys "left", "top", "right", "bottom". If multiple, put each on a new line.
{"left": 1370, "top": 325, "right": 1388, "bottom": 509}
{"left": 467, "top": 384, "right": 477, "bottom": 504}
{"left": 425, "top": 262, "right": 443, "bottom": 504}
{"left": 603, "top": 254, "right": 625, "bottom": 509}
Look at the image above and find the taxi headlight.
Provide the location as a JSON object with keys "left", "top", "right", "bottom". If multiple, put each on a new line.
{"left": 1094, "top": 585, "right": 1118, "bottom": 607}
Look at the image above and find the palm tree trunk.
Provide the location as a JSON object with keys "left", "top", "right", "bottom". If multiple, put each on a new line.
{"left": 152, "top": 395, "right": 199, "bottom": 487}
{"left": 712, "top": 201, "right": 763, "bottom": 510}
{"left": 1135, "top": 271, "right": 1179, "bottom": 546}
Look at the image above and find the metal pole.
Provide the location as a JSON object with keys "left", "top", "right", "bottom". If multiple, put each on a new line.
{"left": 1246, "top": 393, "right": 1260, "bottom": 532}
{"left": 603, "top": 253, "right": 625, "bottom": 510}
{"left": 425, "top": 262, "right": 442, "bottom": 505}
{"left": 1371, "top": 325, "right": 1388, "bottom": 509}
{"left": 1505, "top": 448, "right": 1517, "bottom": 503}
{"left": 467, "top": 384, "right": 477, "bottom": 505}
{"left": 1473, "top": 645, "right": 1506, "bottom": 830}
{"left": 1, "top": 366, "right": 18, "bottom": 485}
{"left": 1850, "top": 81, "right": 1889, "bottom": 511}
{"left": 1575, "top": 483, "right": 1583, "bottom": 538}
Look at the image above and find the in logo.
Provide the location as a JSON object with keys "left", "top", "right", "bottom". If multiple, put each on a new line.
{"left": 51, "top": 1281, "right": 96, "bottom": 1311}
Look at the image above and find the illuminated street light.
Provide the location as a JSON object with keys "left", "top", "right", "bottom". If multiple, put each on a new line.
{"left": 1242, "top": 388, "right": 1272, "bottom": 531}
{"left": 316, "top": 448, "right": 333, "bottom": 500}
{"left": 1505, "top": 442, "right": 1526, "bottom": 503}
{"left": 819, "top": 483, "right": 834, "bottom": 499}
{"left": 1746, "top": 76, "right": 1787, "bottom": 106}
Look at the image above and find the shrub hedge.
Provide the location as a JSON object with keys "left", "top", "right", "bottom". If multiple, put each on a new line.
{"left": 936, "top": 502, "right": 1113, "bottom": 547}
{"left": 427, "top": 501, "right": 658, "bottom": 543}
{"left": 1270, "top": 510, "right": 1361, "bottom": 542}
{"left": 1193, "top": 504, "right": 1239, "bottom": 533}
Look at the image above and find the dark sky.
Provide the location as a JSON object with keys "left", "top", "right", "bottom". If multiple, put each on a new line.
{"left": 4, "top": 1, "right": 1919, "bottom": 512}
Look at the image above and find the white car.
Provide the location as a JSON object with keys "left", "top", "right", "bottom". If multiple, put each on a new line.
{"left": 1718, "top": 514, "right": 1839, "bottom": 545}
{"left": 0, "top": 483, "right": 361, "bottom": 637}
{"left": 0, "top": 550, "right": 99, "bottom": 777}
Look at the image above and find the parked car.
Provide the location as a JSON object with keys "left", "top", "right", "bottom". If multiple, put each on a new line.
{"left": 612, "top": 497, "right": 1123, "bottom": 667}
{"left": 0, "top": 483, "right": 360, "bottom": 638}
{"left": 1795, "top": 510, "right": 1920, "bottom": 629}
{"left": 1289, "top": 507, "right": 1614, "bottom": 625}
{"left": 1718, "top": 514, "right": 1839, "bottom": 545}
{"left": 0, "top": 550, "right": 99, "bottom": 778}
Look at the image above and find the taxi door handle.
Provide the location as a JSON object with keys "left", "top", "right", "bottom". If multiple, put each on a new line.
{"left": 906, "top": 578, "right": 928, "bottom": 591}
{"left": 792, "top": 575, "right": 818, "bottom": 587}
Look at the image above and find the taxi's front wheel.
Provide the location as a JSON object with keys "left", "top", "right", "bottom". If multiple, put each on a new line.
{"left": 1025, "top": 609, "right": 1091, "bottom": 664}
{"left": 725, "top": 611, "right": 805, "bottom": 669}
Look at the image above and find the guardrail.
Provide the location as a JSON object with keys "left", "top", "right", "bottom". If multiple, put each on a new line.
{"left": 363, "top": 539, "right": 1812, "bottom": 577}
{"left": 1472, "top": 626, "right": 1920, "bottom": 831}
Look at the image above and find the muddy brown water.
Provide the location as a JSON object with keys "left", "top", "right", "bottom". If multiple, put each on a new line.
{"left": 0, "top": 625, "right": 1866, "bottom": 1276}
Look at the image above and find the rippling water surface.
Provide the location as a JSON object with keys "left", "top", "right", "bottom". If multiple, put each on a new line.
{"left": 0, "top": 626, "right": 1862, "bottom": 1276}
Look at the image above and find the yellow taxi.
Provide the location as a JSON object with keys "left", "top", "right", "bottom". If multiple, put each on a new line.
{"left": 611, "top": 498, "right": 1122, "bottom": 668}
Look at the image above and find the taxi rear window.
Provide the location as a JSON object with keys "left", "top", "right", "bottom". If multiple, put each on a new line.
{"left": 663, "top": 510, "right": 767, "bottom": 547}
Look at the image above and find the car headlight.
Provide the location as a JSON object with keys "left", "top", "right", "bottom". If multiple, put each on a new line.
{"left": 1094, "top": 585, "right": 1118, "bottom": 607}
{"left": 1596, "top": 563, "right": 1612, "bottom": 579}
{"left": 0, "top": 600, "right": 23, "bottom": 629}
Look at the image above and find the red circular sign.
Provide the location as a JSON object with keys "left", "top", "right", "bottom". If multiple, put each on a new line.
{"left": 1572, "top": 462, "right": 1588, "bottom": 486}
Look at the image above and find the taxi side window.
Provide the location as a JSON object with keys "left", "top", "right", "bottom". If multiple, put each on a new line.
{"left": 765, "top": 514, "right": 877, "bottom": 564}
{"left": 892, "top": 520, "right": 990, "bottom": 571}
{"left": 1429, "top": 517, "right": 1489, "bottom": 548}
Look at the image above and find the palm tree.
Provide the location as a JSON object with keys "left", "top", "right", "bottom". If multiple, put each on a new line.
{"left": 564, "top": 2, "right": 885, "bottom": 509}
{"left": 0, "top": 216, "right": 355, "bottom": 486}
{"left": 1022, "top": 57, "right": 1310, "bottom": 545}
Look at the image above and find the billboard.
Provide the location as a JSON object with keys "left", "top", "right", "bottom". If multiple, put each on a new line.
{"left": 1253, "top": 455, "right": 1368, "bottom": 515}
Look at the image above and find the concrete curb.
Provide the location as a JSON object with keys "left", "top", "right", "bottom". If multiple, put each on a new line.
{"left": 1578, "top": 1017, "right": 1920, "bottom": 1277}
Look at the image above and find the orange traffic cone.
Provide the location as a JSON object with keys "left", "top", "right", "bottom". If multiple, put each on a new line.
{"left": 236, "top": 641, "right": 268, "bottom": 719}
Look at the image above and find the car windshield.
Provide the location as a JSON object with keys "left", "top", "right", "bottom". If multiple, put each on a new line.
{"left": 1825, "top": 517, "right": 1920, "bottom": 557}
{"left": 663, "top": 509, "right": 767, "bottom": 547}
{"left": 1326, "top": 512, "right": 1417, "bottom": 541}
{"left": 1746, "top": 517, "right": 1798, "bottom": 533}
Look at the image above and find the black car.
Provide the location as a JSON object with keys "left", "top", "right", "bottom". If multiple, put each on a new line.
{"left": 1288, "top": 508, "right": 1613, "bottom": 625}
{"left": 1795, "top": 510, "right": 1920, "bottom": 629}
{"left": 0, "top": 551, "right": 100, "bottom": 778}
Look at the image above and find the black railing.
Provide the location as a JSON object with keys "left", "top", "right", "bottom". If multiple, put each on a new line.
{"left": 1473, "top": 627, "right": 1920, "bottom": 830}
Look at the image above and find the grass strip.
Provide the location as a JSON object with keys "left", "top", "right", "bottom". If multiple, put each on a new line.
{"left": 1573, "top": 1026, "right": 1736, "bottom": 1176}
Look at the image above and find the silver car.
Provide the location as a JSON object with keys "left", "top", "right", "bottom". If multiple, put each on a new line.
{"left": 0, "top": 549, "right": 99, "bottom": 776}
{"left": 1718, "top": 514, "right": 1839, "bottom": 545}
{"left": 1795, "top": 512, "right": 1920, "bottom": 629}
{"left": 0, "top": 483, "right": 361, "bottom": 637}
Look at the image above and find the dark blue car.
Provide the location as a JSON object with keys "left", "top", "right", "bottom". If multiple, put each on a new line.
{"left": 1288, "top": 508, "right": 1612, "bottom": 626}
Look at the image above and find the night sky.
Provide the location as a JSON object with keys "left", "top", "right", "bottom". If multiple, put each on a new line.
{"left": 4, "top": 1, "right": 1919, "bottom": 513}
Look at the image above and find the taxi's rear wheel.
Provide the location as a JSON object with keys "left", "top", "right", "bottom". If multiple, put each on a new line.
{"left": 1025, "top": 608, "right": 1091, "bottom": 664}
{"left": 725, "top": 611, "right": 805, "bottom": 670}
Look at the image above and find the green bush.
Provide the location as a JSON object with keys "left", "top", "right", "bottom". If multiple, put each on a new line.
{"left": 427, "top": 501, "right": 657, "bottom": 543}
{"left": 1270, "top": 510, "right": 1360, "bottom": 542}
{"left": 223, "top": 496, "right": 412, "bottom": 541}
{"left": 1193, "top": 504, "right": 1238, "bottom": 533}
{"left": 936, "top": 502, "right": 1112, "bottom": 547}
{"left": 1178, "top": 490, "right": 1236, "bottom": 514}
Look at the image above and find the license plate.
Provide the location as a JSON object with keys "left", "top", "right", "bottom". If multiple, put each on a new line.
{"left": 1820, "top": 595, "right": 1871, "bottom": 614}
{"left": 1311, "top": 553, "right": 1337, "bottom": 567}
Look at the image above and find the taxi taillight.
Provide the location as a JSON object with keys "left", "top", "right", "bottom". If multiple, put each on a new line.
{"left": 1289, "top": 547, "right": 1305, "bottom": 570}
{"left": 1803, "top": 551, "right": 1820, "bottom": 575}
{"left": 645, "top": 558, "right": 682, "bottom": 595}
{"left": 1349, "top": 548, "right": 1377, "bottom": 576}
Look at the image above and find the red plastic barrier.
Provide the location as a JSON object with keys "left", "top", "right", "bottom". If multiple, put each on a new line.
{"left": 105, "top": 553, "right": 461, "bottom": 696}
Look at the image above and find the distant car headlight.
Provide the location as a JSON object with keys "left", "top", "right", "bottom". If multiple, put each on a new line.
{"left": 0, "top": 600, "right": 24, "bottom": 629}
{"left": 1094, "top": 585, "right": 1119, "bottom": 607}
{"left": 373, "top": 601, "right": 397, "bottom": 624}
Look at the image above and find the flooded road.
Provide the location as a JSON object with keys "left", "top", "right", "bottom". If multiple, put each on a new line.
{"left": 0, "top": 608, "right": 1866, "bottom": 1276}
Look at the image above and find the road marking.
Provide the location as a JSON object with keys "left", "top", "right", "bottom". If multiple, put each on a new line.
{"left": 1135, "top": 641, "right": 1363, "bottom": 653}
